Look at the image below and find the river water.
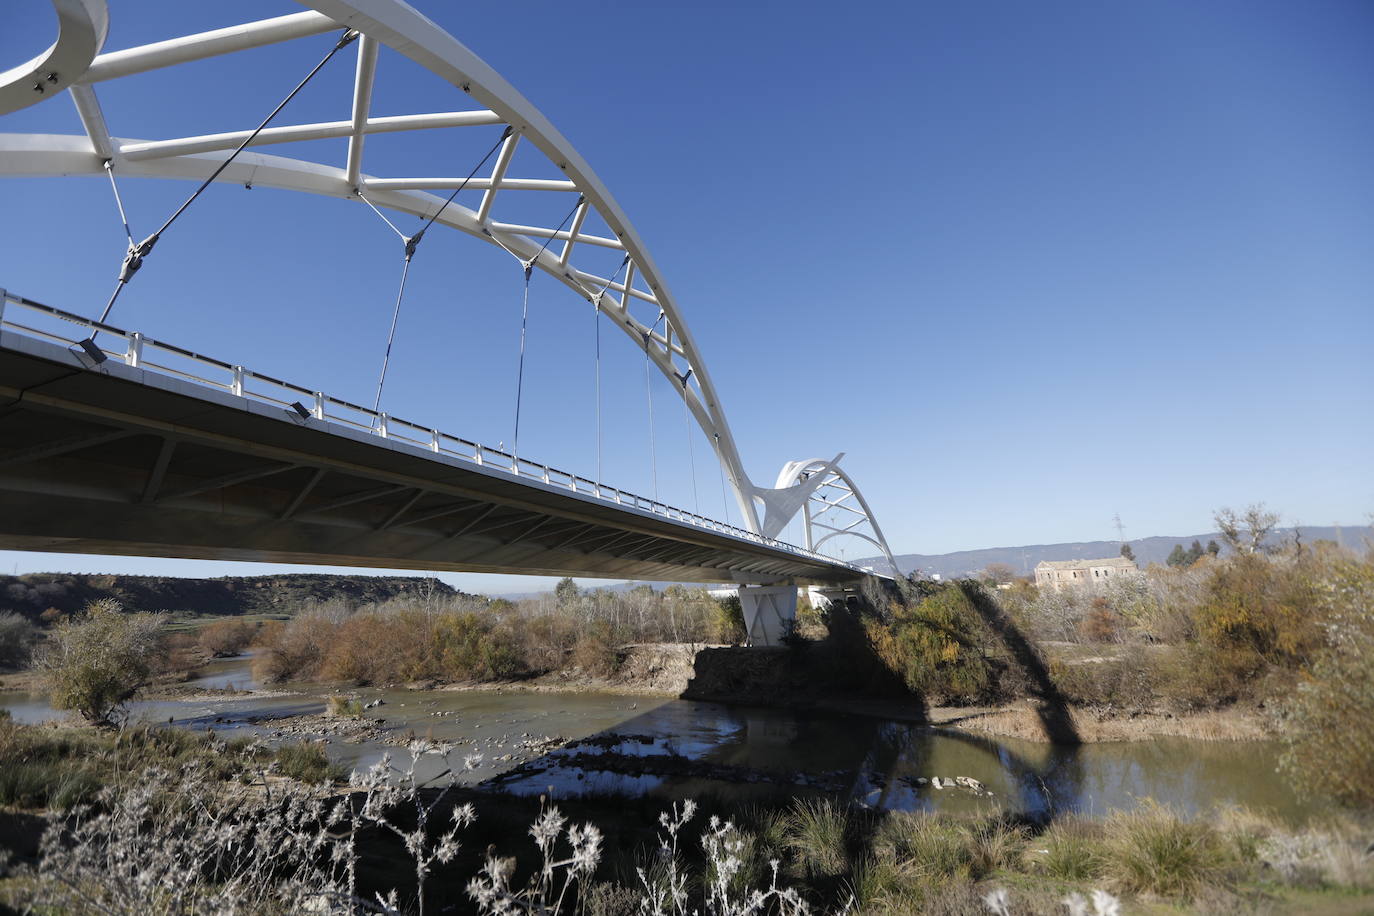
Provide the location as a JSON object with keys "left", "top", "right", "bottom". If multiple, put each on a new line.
{"left": 1, "top": 654, "right": 1310, "bottom": 823}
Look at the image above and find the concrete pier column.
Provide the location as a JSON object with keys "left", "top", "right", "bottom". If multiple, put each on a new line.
{"left": 739, "top": 584, "right": 798, "bottom": 646}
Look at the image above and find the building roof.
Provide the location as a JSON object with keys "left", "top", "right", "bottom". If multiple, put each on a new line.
{"left": 1035, "top": 557, "right": 1138, "bottom": 570}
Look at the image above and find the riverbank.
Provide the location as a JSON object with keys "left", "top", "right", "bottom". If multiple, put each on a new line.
{"left": 2, "top": 714, "right": 1369, "bottom": 916}
{"left": 5, "top": 638, "right": 1274, "bottom": 746}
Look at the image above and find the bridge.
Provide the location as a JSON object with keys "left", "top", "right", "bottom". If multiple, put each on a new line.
{"left": 0, "top": 0, "right": 899, "bottom": 643}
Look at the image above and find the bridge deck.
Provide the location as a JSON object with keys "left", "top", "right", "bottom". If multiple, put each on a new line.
{"left": 0, "top": 301, "right": 865, "bottom": 586}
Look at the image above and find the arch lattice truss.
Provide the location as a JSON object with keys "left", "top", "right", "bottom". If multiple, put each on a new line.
{"left": 0, "top": 0, "right": 898, "bottom": 573}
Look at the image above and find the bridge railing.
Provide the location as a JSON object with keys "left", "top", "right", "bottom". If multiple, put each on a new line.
{"left": 0, "top": 290, "right": 864, "bottom": 571}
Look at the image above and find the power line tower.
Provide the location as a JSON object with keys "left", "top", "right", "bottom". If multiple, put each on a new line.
{"left": 1113, "top": 513, "right": 1127, "bottom": 545}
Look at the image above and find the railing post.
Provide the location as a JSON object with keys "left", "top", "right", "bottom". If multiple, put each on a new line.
{"left": 0, "top": 290, "right": 8, "bottom": 329}
{"left": 542, "top": 466, "right": 550, "bottom": 484}
{"left": 125, "top": 332, "right": 144, "bottom": 367}
{"left": 312, "top": 392, "right": 325, "bottom": 420}
{"left": 430, "top": 429, "right": 440, "bottom": 452}
{"left": 231, "top": 365, "right": 244, "bottom": 397}
{"left": 377, "top": 413, "right": 389, "bottom": 438}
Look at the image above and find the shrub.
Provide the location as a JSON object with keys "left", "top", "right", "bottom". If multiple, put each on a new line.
{"left": 253, "top": 613, "right": 335, "bottom": 684}
{"left": 1038, "top": 817, "right": 1106, "bottom": 881}
{"left": 1077, "top": 601, "right": 1121, "bottom": 643}
{"left": 867, "top": 585, "right": 993, "bottom": 703}
{"left": 571, "top": 621, "right": 622, "bottom": 677}
{"left": 712, "top": 594, "right": 746, "bottom": 644}
{"left": 197, "top": 618, "right": 255, "bottom": 657}
{"left": 36, "top": 599, "right": 166, "bottom": 725}
{"left": 1274, "top": 556, "right": 1374, "bottom": 807}
{"left": 785, "top": 798, "right": 851, "bottom": 879}
{"left": 0, "top": 609, "right": 37, "bottom": 669}
{"left": 872, "top": 811, "right": 973, "bottom": 882}
{"left": 1048, "top": 647, "right": 1156, "bottom": 708}
{"left": 273, "top": 740, "right": 341, "bottom": 784}
{"left": 1106, "top": 804, "right": 1230, "bottom": 899}
{"left": 326, "top": 694, "right": 364, "bottom": 717}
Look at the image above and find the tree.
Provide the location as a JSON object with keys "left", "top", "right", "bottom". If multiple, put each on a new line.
{"left": 37, "top": 599, "right": 166, "bottom": 725}
{"left": 983, "top": 562, "right": 1016, "bottom": 586}
{"left": 1119, "top": 543, "right": 1136, "bottom": 563}
{"left": 1215, "top": 503, "right": 1280, "bottom": 554}
{"left": 554, "top": 577, "right": 580, "bottom": 611}
{"left": 0, "top": 611, "right": 37, "bottom": 670}
{"left": 1206, "top": 539, "right": 1221, "bottom": 558}
{"left": 1166, "top": 544, "right": 1189, "bottom": 568}
{"left": 1184, "top": 540, "right": 1205, "bottom": 565}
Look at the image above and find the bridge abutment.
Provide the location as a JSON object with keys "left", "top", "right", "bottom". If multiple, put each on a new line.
{"left": 739, "top": 584, "right": 798, "bottom": 647}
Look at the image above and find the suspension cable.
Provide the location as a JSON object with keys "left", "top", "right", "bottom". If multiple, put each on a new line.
{"left": 680, "top": 373, "right": 700, "bottom": 514}
{"left": 98, "top": 29, "right": 359, "bottom": 325}
{"left": 371, "top": 234, "right": 419, "bottom": 413}
{"left": 361, "top": 127, "right": 513, "bottom": 414}
{"left": 715, "top": 434, "right": 731, "bottom": 526}
{"left": 642, "top": 310, "right": 665, "bottom": 502}
{"left": 594, "top": 297, "right": 602, "bottom": 484}
{"left": 509, "top": 196, "right": 585, "bottom": 457}
{"left": 103, "top": 160, "right": 134, "bottom": 246}
{"left": 583, "top": 254, "right": 630, "bottom": 485}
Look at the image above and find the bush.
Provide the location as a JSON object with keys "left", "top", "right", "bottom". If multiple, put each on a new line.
{"left": 1106, "top": 804, "right": 1230, "bottom": 899}
{"left": 326, "top": 695, "right": 364, "bottom": 717}
{"left": 274, "top": 740, "right": 341, "bottom": 784}
{"left": 1038, "top": 818, "right": 1106, "bottom": 881}
{"left": 571, "top": 621, "right": 622, "bottom": 677}
{"left": 197, "top": 618, "right": 255, "bottom": 657}
{"left": 784, "top": 798, "right": 851, "bottom": 879}
{"left": 866, "top": 584, "right": 994, "bottom": 703}
{"left": 1048, "top": 647, "right": 1157, "bottom": 708}
{"left": 1275, "top": 556, "right": 1374, "bottom": 807}
{"left": 0, "top": 609, "right": 37, "bottom": 669}
{"left": 36, "top": 599, "right": 166, "bottom": 725}
{"left": 712, "top": 594, "right": 746, "bottom": 644}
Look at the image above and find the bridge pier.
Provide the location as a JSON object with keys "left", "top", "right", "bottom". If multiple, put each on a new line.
{"left": 739, "top": 584, "right": 798, "bottom": 646}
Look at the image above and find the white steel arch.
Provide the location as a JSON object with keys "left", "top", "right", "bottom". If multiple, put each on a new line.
{"left": 773, "top": 457, "right": 900, "bottom": 577}
{"left": 0, "top": 0, "right": 897, "bottom": 560}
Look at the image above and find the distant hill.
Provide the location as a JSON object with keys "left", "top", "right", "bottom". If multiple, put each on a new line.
{"left": 856, "top": 526, "right": 1374, "bottom": 579}
{"left": 0, "top": 572, "right": 468, "bottom": 621}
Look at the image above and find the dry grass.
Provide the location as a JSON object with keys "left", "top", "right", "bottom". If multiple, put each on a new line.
{"left": 954, "top": 703, "right": 1269, "bottom": 743}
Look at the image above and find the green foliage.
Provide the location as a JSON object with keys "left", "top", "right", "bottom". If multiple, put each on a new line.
{"left": 712, "top": 594, "right": 746, "bottom": 644}
{"left": 37, "top": 598, "right": 166, "bottom": 725}
{"left": 0, "top": 719, "right": 314, "bottom": 810}
{"left": 273, "top": 740, "right": 342, "bottom": 784}
{"left": 1183, "top": 552, "right": 1325, "bottom": 700}
{"left": 326, "top": 695, "right": 364, "bottom": 717}
{"left": 1120, "top": 543, "right": 1135, "bottom": 562}
{"left": 0, "top": 609, "right": 37, "bottom": 669}
{"left": 784, "top": 798, "right": 851, "bottom": 879}
{"left": 1106, "top": 804, "right": 1231, "bottom": 899}
{"left": 1167, "top": 544, "right": 1189, "bottom": 568}
{"left": 866, "top": 583, "right": 993, "bottom": 703}
{"left": 1275, "top": 557, "right": 1374, "bottom": 807}
{"left": 1038, "top": 818, "right": 1106, "bottom": 881}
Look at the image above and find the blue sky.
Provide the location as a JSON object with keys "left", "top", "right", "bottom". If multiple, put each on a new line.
{"left": 1, "top": 1, "right": 1370, "bottom": 593}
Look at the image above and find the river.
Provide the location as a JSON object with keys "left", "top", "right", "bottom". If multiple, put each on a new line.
{"left": 1, "top": 653, "right": 1311, "bottom": 823}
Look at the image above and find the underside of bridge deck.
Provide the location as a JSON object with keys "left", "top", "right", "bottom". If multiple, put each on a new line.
{"left": 0, "top": 334, "right": 865, "bottom": 587}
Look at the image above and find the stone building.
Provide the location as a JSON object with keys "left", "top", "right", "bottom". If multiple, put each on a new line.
{"left": 1034, "top": 556, "right": 1139, "bottom": 592}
